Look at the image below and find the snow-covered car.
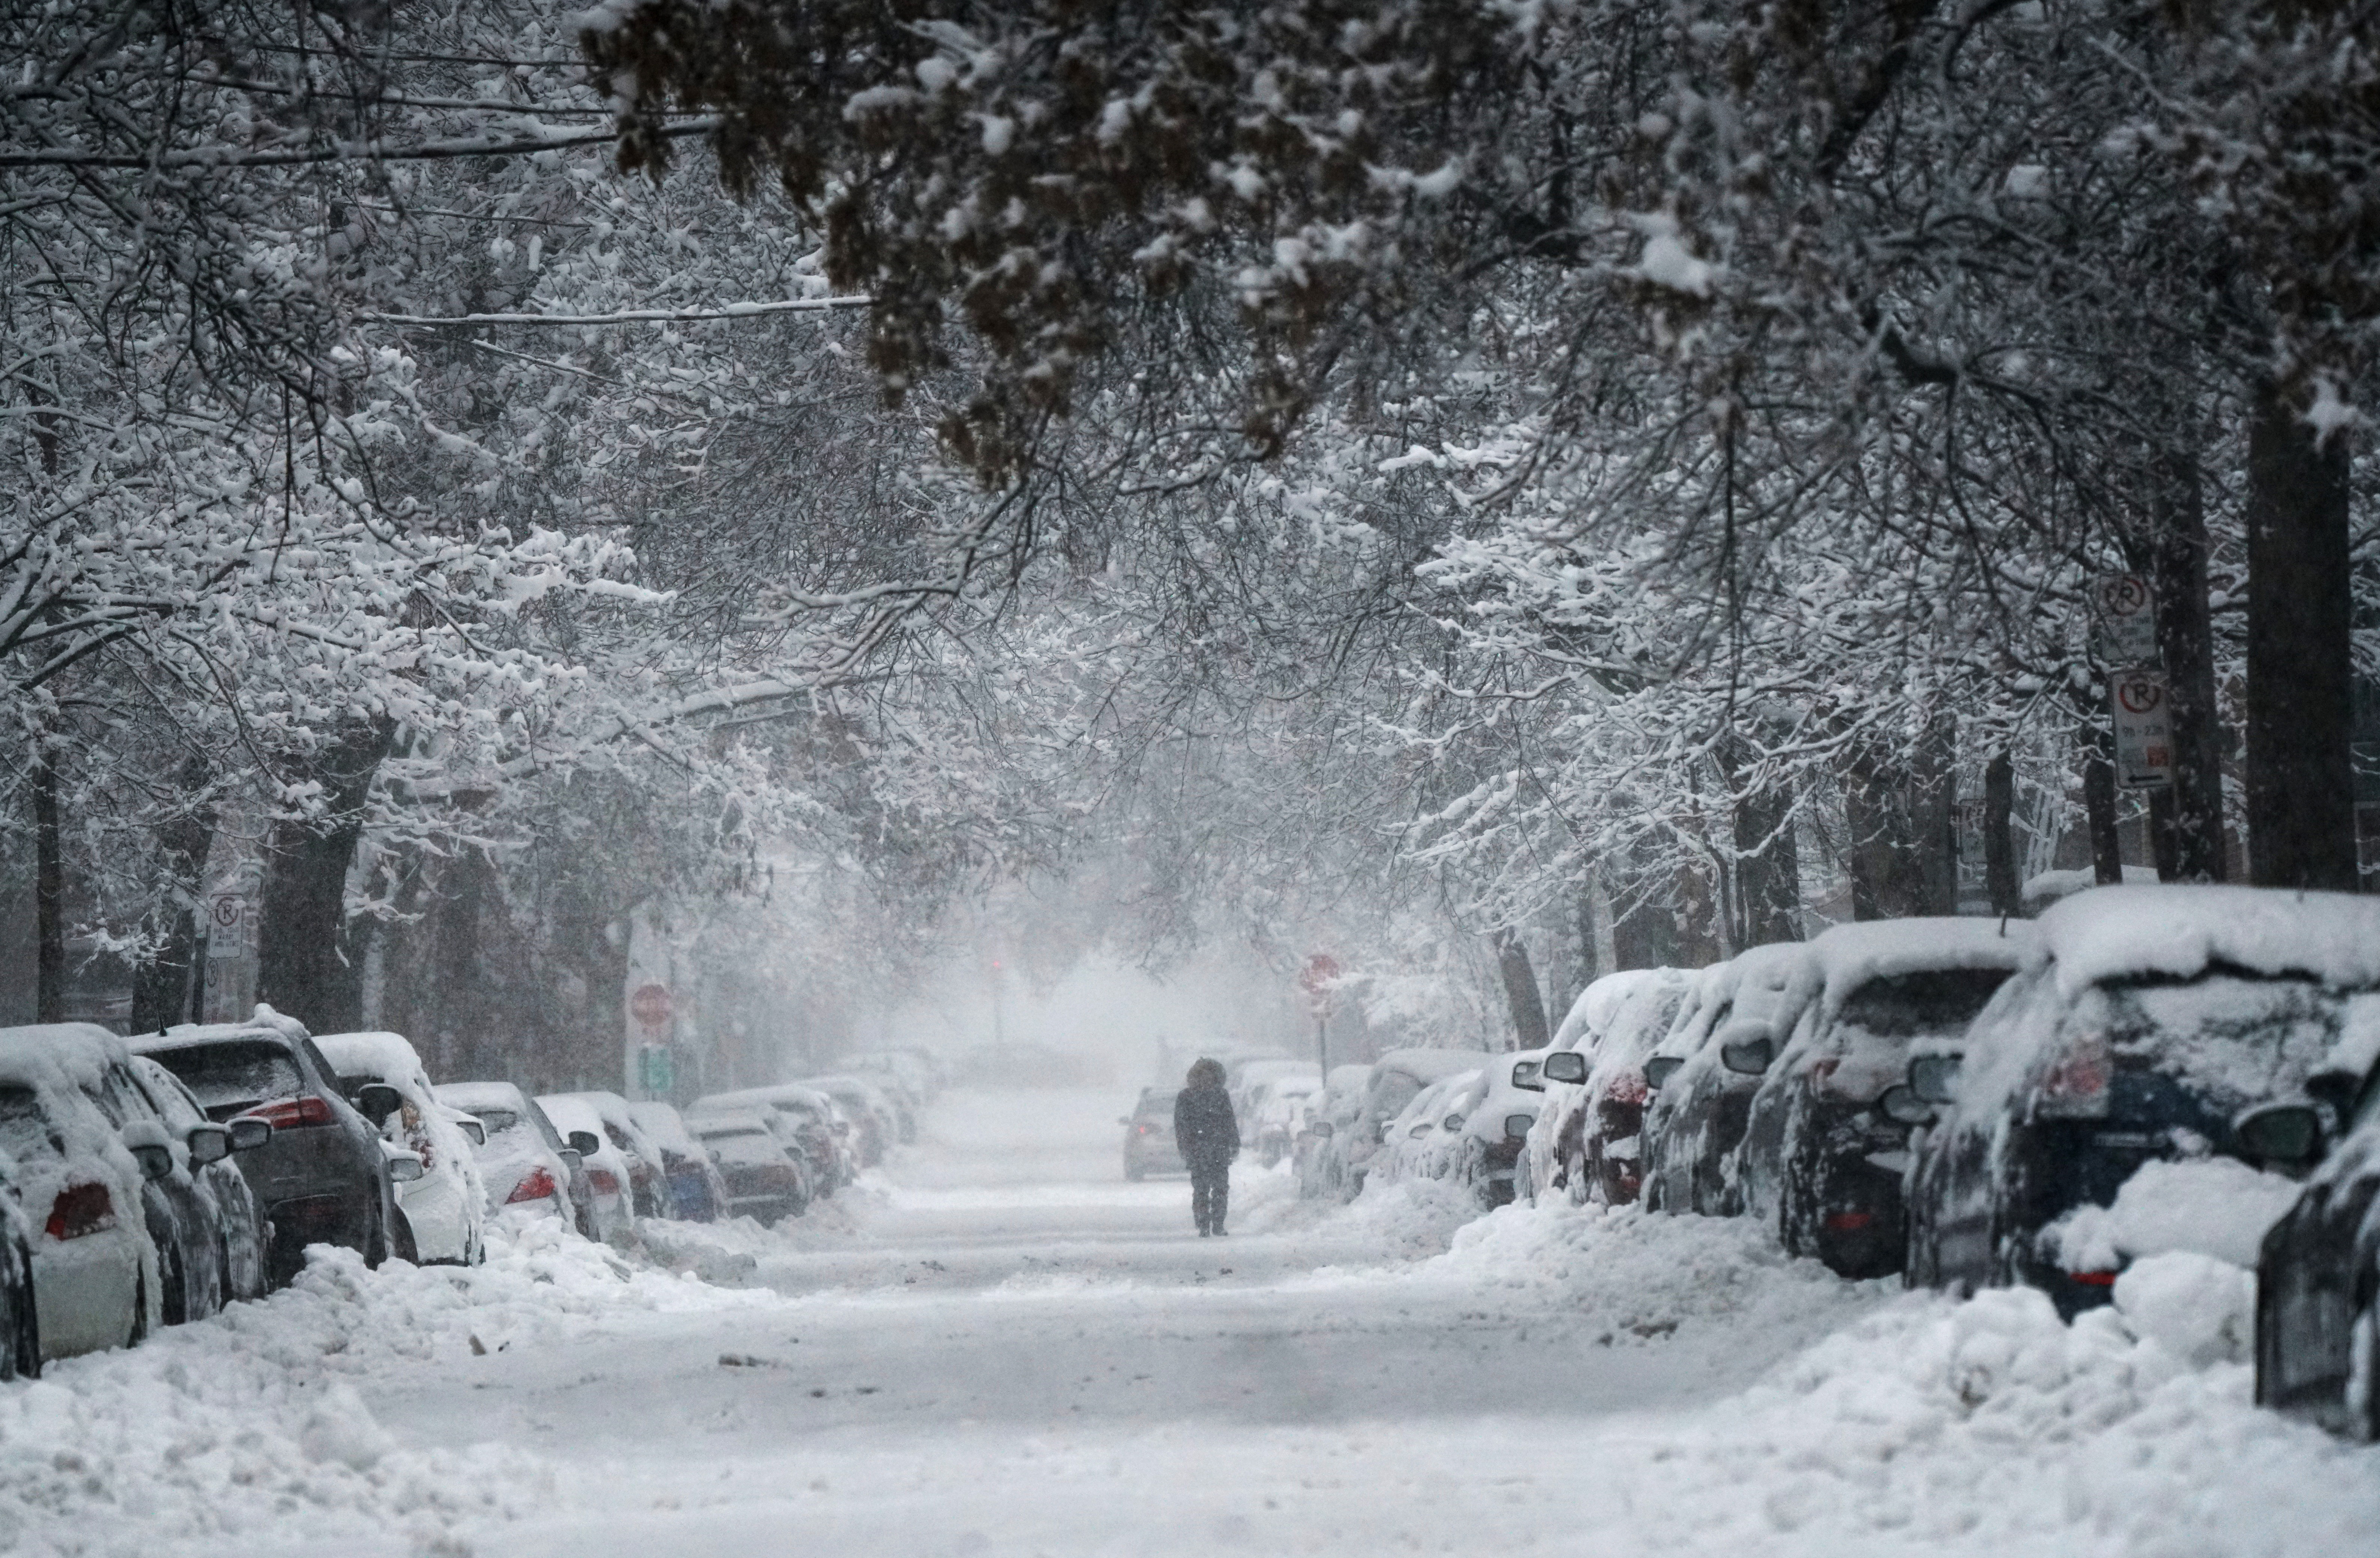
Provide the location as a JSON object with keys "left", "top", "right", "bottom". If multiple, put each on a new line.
{"left": 1312, "top": 1049, "right": 1489, "bottom": 1201}
{"left": 88, "top": 1044, "right": 251, "bottom": 1328}
{"left": 690, "top": 1110, "right": 811, "bottom": 1225}
{"left": 535, "top": 1093, "right": 639, "bottom": 1245}
{"left": 696, "top": 1084, "right": 857, "bottom": 1193}
{"left": 0, "top": 1024, "right": 166, "bottom": 1359}
{"left": 0, "top": 1155, "right": 34, "bottom": 1377}
{"left": 1231, "top": 1059, "right": 1313, "bottom": 1146}
{"left": 1902, "top": 884, "right": 2377, "bottom": 1316}
{"left": 627, "top": 1101, "right": 731, "bottom": 1222}
{"left": 1456, "top": 1052, "right": 1545, "bottom": 1207}
{"left": 315, "top": 1032, "right": 486, "bottom": 1265}
{"left": 1528, "top": 969, "right": 1689, "bottom": 1205}
{"left": 798, "top": 1074, "right": 907, "bottom": 1161}
{"left": 1376, "top": 1071, "right": 1484, "bottom": 1185}
{"left": 1725, "top": 919, "right": 2032, "bottom": 1279}
{"left": 1249, "top": 1073, "right": 1325, "bottom": 1167}
{"left": 127, "top": 1055, "right": 272, "bottom": 1306}
{"left": 548, "top": 1090, "right": 671, "bottom": 1219}
{"left": 1294, "top": 1065, "right": 1372, "bottom": 1199}
{"left": 1641, "top": 943, "right": 1818, "bottom": 1217}
{"left": 438, "top": 1081, "right": 590, "bottom": 1234}
{"left": 1120, "top": 1087, "right": 1187, "bottom": 1180}
{"left": 2255, "top": 1003, "right": 2380, "bottom": 1438}
{"left": 132, "top": 1010, "right": 399, "bottom": 1286}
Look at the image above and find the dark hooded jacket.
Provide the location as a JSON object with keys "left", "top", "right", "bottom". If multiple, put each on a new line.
{"left": 1174, "top": 1072, "right": 1239, "bottom": 1169}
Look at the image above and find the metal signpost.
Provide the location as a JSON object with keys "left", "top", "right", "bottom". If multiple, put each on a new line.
{"left": 629, "top": 982, "right": 674, "bottom": 1099}
{"left": 1300, "top": 953, "right": 1339, "bottom": 1079}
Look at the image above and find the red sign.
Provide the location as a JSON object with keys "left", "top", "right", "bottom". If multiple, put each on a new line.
{"left": 1300, "top": 954, "right": 1340, "bottom": 1014}
{"left": 629, "top": 982, "right": 674, "bottom": 1030}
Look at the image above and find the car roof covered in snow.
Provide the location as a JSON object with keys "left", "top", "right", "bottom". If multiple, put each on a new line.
{"left": 1551, "top": 968, "right": 1688, "bottom": 1052}
{"left": 2034, "top": 884, "right": 2380, "bottom": 998}
{"left": 626, "top": 1101, "right": 704, "bottom": 1155}
{"left": 690, "top": 1108, "right": 774, "bottom": 1137}
{"left": 1808, "top": 917, "right": 2036, "bottom": 1014}
{"left": 146, "top": 1002, "right": 312, "bottom": 1050}
{"left": 1652, "top": 942, "right": 1818, "bottom": 1059}
{"left": 436, "top": 1080, "right": 532, "bottom": 1114}
{"left": 0, "top": 1021, "right": 137, "bottom": 1090}
{"left": 1372, "top": 1047, "right": 1490, "bottom": 1084}
{"left": 313, "top": 1031, "right": 432, "bottom": 1091}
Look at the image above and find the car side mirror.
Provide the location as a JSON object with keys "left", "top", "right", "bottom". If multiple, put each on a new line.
{"left": 1511, "top": 1061, "right": 1543, "bottom": 1092}
{"left": 130, "top": 1142, "right": 174, "bottom": 1180}
{"left": 1409, "top": 1122, "right": 1430, "bottom": 1138}
{"left": 227, "top": 1116, "right": 273, "bottom": 1152}
{"left": 1721, "top": 1037, "right": 1776, "bottom": 1075}
{"left": 566, "top": 1130, "right": 602, "bottom": 1157}
{"left": 1643, "top": 1056, "right": 1684, "bottom": 1091}
{"left": 2233, "top": 1102, "right": 2323, "bottom": 1164}
{"left": 1503, "top": 1113, "right": 1535, "bottom": 1140}
{"left": 354, "top": 1083, "right": 403, "bottom": 1126}
{"left": 1442, "top": 1113, "right": 1466, "bottom": 1132}
{"left": 386, "top": 1150, "right": 425, "bottom": 1183}
{"left": 1541, "top": 1051, "right": 1589, "bottom": 1086}
{"left": 457, "top": 1117, "right": 486, "bottom": 1147}
{"left": 1909, "top": 1053, "right": 1963, "bottom": 1105}
{"left": 186, "top": 1122, "right": 232, "bottom": 1167}
{"left": 1877, "top": 1085, "right": 1935, "bottom": 1128}
{"left": 559, "top": 1147, "right": 582, "bottom": 1169}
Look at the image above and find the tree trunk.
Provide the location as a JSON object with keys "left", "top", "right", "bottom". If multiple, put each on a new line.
{"left": 257, "top": 721, "right": 392, "bottom": 1031}
{"left": 1910, "top": 714, "right": 1958, "bottom": 914}
{"left": 2083, "top": 751, "right": 2124, "bottom": 886}
{"left": 1732, "top": 777, "right": 1802, "bottom": 945}
{"left": 1494, "top": 928, "right": 1551, "bottom": 1052}
{"left": 2153, "top": 445, "right": 2227, "bottom": 881}
{"left": 2245, "top": 379, "right": 2356, "bottom": 890}
{"left": 32, "top": 746, "right": 63, "bottom": 1023}
{"left": 1844, "top": 744, "right": 1924, "bottom": 919}
{"left": 130, "top": 765, "right": 216, "bottom": 1033}
{"left": 1983, "top": 751, "right": 2020, "bottom": 916}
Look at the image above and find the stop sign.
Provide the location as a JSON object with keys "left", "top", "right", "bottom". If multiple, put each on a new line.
{"left": 629, "top": 982, "right": 674, "bottom": 1029}
{"left": 1300, "top": 954, "right": 1340, "bottom": 1013}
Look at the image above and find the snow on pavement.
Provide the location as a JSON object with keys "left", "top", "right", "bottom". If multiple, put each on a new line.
{"left": 2, "top": 1086, "right": 2373, "bottom": 1557}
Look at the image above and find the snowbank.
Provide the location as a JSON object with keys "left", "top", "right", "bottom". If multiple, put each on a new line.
{"left": 0, "top": 1220, "right": 775, "bottom": 1558}
{"left": 2042, "top": 1156, "right": 2304, "bottom": 1273}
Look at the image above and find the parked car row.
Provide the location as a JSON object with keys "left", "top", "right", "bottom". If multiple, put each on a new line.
{"left": 1492, "top": 883, "right": 2380, "bottom": 1443}
{"left": 1, "top": 1000, "right": 935, "bottom": 1378}
{"left": 1290, "top": 1047, "right": 1530, "bottom": 1207}
{"left": 682, "top": 1062, "right": 928, "bottom": 1224}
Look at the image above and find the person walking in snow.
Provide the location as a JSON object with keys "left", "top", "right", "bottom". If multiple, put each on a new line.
{"left": 1174, "top": 1057, "right": 1239, "bottom": 1237}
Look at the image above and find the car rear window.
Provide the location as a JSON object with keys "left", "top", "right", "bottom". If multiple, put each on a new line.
{"left": 473, "top": 1107, "right": 523, "bottom": 1134}
{"left": 1836, "top": 968, "right": 2014, "bottom": 1040}
{"left": 702, "top": 1131, "right": 784, "bottom": 1166}
{"left": 2106, "top": 974, "right": 2338, "bottom": 1102}
{"left": 149, "top": 1040, "right": 306, "bottom": 1112}
{"left": 0, "top": 1084, "right": 60, "bottom": 1164}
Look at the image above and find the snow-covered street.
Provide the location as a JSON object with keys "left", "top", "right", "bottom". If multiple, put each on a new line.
{"left": 7, "top": 1083, "right": 2376, "bottom": 1558}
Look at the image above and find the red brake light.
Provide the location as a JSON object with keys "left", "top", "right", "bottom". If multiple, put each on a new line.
{"left": 245, "top": 1096, "right": 334, "bottom": 1130}
{"left": 46, "top": 1181, "right": 116, "bottom": 1240}
{"left": 588, "top": 1168, "right": 621, "bottom": 1195}
{"left": 1823, "top": 1211, "right": 1876, "bottom": 1232}
{"left": 507, "top": 1165, "right": 559, "bottom": 1204}
{"left": 2071, "top": 1269, "right": 2119, "bottom": 1287}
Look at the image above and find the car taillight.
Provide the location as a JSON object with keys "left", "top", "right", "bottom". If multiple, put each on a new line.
{"left": 46, "top": 1181, "right": 117, "bottom": 1240}
{"left": 2071, "top": 1269, "right": 2119, "bottom": 1288}
{"left": 507, "top": 1166, "right": 559, "bottom": 1204}
{"left": 2037, "top": 1034, "right": 2112, "bottom": 1119}
{"left": 1823, "top": 1211, "right": 1876, "bottom": 1232}
{"left": 588, "top": 1168, "right": 621, "bottom": 1195}
{"left": 245, "top": 1096, "right": 335, "bottom": 1130}
{"left": 1136, "top": 1124, "right": 1151, "bottom": 1135}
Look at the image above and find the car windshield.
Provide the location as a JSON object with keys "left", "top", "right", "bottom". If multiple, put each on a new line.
{"left": 473, "top": 1107, "right": 523, "bottom": 1134}
{"left": 0, "top": 1083, "right": 58, "bottom": 1164}
{"left": 148, "top": 1040, "right": 305, "bottom": 1113}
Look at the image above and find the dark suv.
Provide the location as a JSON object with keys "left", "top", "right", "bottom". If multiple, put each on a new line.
{"left": 131, "top": 1010, "right": 399, "bottom": 1287}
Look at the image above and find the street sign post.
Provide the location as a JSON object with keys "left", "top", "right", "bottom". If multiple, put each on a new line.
{"left": 2095, "top": 573, "right": 2158, "bottom": 667}
{"left": 1300, "top": 953, "right": 1340, "bottom": 1078}
{"left": 636, "top": 1043, "right": 675, "bottom": 1097}
{"left": 2111, "top": 669, "right": 2175, "bottom": 788}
